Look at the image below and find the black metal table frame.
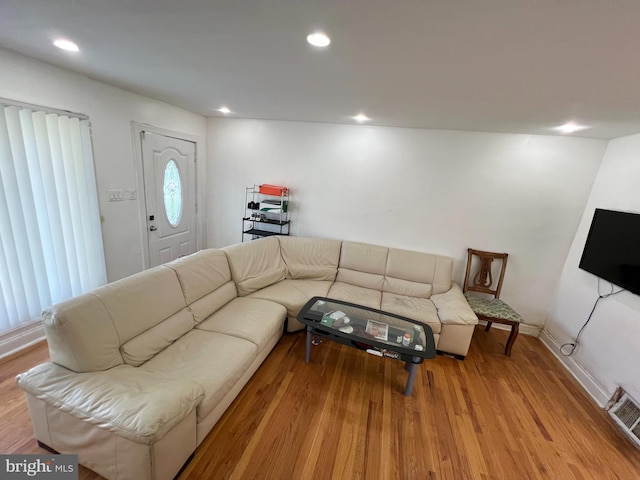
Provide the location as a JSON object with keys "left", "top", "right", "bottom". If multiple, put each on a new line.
{"left": 297, "top": 296, "right": 436, "bottom": 396}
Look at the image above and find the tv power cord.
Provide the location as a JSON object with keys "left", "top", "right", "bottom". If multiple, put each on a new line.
{"left": 560, "top": 279, "right": 624, "bottom": 356}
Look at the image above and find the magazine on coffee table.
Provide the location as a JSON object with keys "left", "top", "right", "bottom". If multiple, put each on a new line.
{"left": 366, "top": 319, "right": 389, "bottom": 341}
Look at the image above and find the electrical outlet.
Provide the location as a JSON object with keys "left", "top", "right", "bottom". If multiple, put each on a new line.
{"left": 126, "top": 188, "right": 137, "bottom": 200}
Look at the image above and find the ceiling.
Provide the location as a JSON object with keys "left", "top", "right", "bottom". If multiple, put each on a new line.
{"left": 1, "top": 0, "right": 640, "bottom": 139}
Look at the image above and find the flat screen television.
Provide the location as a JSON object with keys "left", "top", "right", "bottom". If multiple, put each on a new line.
{"left": 579, "top": 208, "right": 640, "bottom": 295}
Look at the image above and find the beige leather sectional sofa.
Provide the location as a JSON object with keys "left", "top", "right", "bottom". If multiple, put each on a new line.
{"left": 17, "top": 236, "right": 477, "bottom": 480}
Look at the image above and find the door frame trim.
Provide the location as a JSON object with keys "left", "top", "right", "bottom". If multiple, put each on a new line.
{"left": 131, "top": 122, "right": 206, "bottom": 269}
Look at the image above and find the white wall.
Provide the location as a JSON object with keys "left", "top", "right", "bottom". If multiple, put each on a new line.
{"left": 545, "top": 133, "right": 640, "bottom": 405}
{"left": 0, "top": 48, "right": 207, "bottom": 282}
{"left": 207, "top": 117, "right": 606, "bottom": 328}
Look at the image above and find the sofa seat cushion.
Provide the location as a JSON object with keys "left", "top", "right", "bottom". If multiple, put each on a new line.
{"left": 248, "top": 279, "right": 333, "bottom": 318}
{"left": 140, "top": 330, "right": 257, "bottom": 422}
{"left": 380, "top": 293, "right": 441, "bottom": 334}
{"left": 327, "top": 282, "right": 382, "bottom": 310}
{"left": 196, "top": 297, "right": 286, "bottom": 353}
{"left": 16, "top": 363, "right": 203, "bottom": 445}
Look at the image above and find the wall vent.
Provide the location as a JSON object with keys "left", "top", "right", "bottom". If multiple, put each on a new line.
{"left": 608, "top": 388, "right": 640, "bottom": 449}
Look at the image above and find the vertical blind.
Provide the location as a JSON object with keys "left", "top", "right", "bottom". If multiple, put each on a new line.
{"left": 0, "top": 103, "right": 107, "bottom": 333}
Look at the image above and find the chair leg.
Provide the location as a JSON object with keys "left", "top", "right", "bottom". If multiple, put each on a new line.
{"left": 504, "top": 323, "right": 519, "bottom": 356}
{"left": 485, "top": 321, "right": 492, "bottom": 332}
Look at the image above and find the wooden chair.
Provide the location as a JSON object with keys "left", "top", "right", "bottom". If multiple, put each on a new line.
{"left": 463, "top": 248, "right": 522, "bottom": 356}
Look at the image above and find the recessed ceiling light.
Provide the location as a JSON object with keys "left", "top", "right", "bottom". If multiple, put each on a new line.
{"left": 353, "top": 113, "right": 370, "bottom": 123}
{"left": 307, "top": 32, "right": 331, "bottom": 47}
{"left": 217, "top": 106, "right": 231, "bottom": 114}
{"left": 53, "top": 39, "right": 79, "bottom": 52}
{"left": 555, "top": 122, "right": 588, "bottom": 134}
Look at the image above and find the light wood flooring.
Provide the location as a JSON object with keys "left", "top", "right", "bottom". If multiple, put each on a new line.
{"left": 2, "top": 326, "right": 640, "bottom": 479}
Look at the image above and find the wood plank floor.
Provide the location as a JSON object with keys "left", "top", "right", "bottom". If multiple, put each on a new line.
{"left": 2, "top": 327, "right": 640, "bottom": 479}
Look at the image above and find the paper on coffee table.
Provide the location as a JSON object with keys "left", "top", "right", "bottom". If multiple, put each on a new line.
{"left": 366, "top": 319, "right": 389, "bottom": 341}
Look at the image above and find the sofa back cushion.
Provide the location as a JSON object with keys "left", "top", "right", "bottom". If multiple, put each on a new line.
{"left": 384, "top": 248, "right": 452, "bottom": 297}
{"left": 279, "top": 236, "right": 341, "bottom": 281}
{"left": 223, "top": 236, "right": 287, "bottom": 296}
{"left": 120, "top": 308, "right": 194, "bottom": 366}
{"left": 164, "top": 249, "right": 237, "bottom": 323}
{"left": 91, "top": 266, "right": 191, "bottom": 366}
{"left": 43, "top": 294, "right": 123, "bottom": 373}
{"left": 336, "top": 241, "right": 388, "bottom": 290}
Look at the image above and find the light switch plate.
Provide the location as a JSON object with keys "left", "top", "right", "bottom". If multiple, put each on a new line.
{"left": 107, "top": 189, "right": 124, "bottom": 202}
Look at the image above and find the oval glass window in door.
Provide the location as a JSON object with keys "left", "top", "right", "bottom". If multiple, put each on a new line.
{"left": 163, "top": 159, "right": 183, "bottom": 227}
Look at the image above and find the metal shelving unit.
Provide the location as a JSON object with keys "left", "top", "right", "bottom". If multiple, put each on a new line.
{"left": 242, "top": 185, "right": 290, "bottom": 242}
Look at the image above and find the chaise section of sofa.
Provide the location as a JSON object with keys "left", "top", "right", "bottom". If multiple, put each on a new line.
{"left": 17, "top": 248, "right": 287, "bottom": 480}
{"left": 17, "top": 265, "right": 202, "bottom": 480}
{"left": 17, "top": 363, "right": 203, "bottom": 480}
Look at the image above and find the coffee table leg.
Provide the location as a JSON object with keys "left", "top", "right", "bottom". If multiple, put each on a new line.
{"left": 404, "top": 356, "right": 420, "bottom": 396}
{"left": 305, "top": 326, "right": 313, "bottom": 363}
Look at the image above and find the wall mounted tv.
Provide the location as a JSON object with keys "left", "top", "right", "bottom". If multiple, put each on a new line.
{"left": 579, "top": 208, "right": 640, "bottom": 295}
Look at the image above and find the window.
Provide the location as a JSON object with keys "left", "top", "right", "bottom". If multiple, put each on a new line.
{"left": 163, "top": 159, "right": 182, "bottom": 227}
{"left": 0, "top": 100, "right": 106, "bottom": 336}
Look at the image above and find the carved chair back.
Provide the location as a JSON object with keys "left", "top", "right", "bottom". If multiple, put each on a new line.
{"left": 463, "top": 249, "right": 509, "bottom": 300}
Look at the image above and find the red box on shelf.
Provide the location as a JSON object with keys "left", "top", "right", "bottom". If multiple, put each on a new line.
{"left": 259, "top": 184, "right": 288, "bottom": 196}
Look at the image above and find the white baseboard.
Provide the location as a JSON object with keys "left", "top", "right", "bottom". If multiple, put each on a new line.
{"left": 0, "top": 321, "right": 45, "bottom": 361}
{"left": 478, "top": 320, "right": 541, "bottom": 337}
{"left": 538, "top": 328, "right": 609, "bottom": 407}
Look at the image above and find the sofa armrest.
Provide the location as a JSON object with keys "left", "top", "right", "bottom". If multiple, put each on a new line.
{"left": 17, "top": 363, "right": 203, "bottom": 445}
{"left": 431, "top": 283, "right": 479, "bottom": 325}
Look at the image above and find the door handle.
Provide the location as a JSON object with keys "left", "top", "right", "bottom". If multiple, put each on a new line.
{"left": 149, "top": 225, "right": 157, "bottom": 231}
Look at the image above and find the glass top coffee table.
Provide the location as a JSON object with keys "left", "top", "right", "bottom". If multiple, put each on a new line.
{"left": 297, "top": 296, "right": 436, "bottom": 396}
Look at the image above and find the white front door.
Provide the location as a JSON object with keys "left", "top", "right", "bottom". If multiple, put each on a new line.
{"left": 142, "top": 132, "right": 197, "bottom": 267}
